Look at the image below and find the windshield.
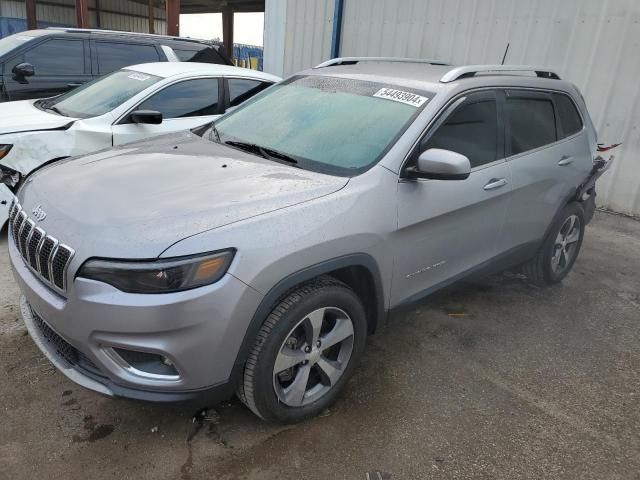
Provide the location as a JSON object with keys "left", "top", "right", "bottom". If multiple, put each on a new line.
{"left": 45, "top": 69, "right": 162, "bottom": 118}
{"left": 0, "top": 33, "right": 35, "bottom": 57}
{"left": 213, "top": 75, "right": 431, "bottom": 175}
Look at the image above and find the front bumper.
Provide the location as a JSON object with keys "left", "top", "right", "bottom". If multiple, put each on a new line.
{"left": 9, "top": 236, "right": 264, "bottom": 402}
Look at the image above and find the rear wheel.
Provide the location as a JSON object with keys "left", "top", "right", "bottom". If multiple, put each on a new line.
{"left": 523, "top": 203, "right": 585, "bottom": 285}
{"left": 237, "top": 276, "right": 367, "bottom": 423}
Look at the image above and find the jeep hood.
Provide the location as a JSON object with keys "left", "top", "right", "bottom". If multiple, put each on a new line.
{"left": 0, "top": 99, "right": 75, "bottom": 135}
{"left": 17, "top": 132, "right": 349, "bottom": 258}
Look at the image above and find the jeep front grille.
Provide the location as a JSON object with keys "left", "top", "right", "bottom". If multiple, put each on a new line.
{"left": 8, "top": 201, "right": 75, "bottom": 294}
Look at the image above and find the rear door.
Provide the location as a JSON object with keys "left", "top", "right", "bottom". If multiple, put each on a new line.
{"left": 112, "top": 77, "right": 223, "bottom": 146}
{"left": 502, "top": 90, "right": 592, "bottom": 248}
{"left": 392, "top": 90, "right": 512, "bottom": 305}
{"left": 3, "top": 37, "right": 90, "bottom": 100}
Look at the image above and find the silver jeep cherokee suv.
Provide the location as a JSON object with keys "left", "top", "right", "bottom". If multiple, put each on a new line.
{"left": 6, "top": 58, "right": 610, "bottom": 423}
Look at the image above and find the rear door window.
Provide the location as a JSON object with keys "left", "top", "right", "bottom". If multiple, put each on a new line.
{"left": 136, "top": 78, "right": 220, "bottom": 118}
{"left": 95, "top": 42, "right": 160, "bottom": 74}
{"left": 227, "top": 78, "right": 273, "bottom": 107}
{"left": 506, "top": 93, "right": 557, "bottom": 155}
{"left": 553, "top": 93, "right": 583, "bottom": 138}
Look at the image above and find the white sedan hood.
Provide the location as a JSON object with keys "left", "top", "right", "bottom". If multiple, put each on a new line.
{"left": 0, "top": 99, "right": 76, "bottom": 135}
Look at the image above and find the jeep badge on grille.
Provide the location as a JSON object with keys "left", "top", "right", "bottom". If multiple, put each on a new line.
{"left": 32, "top": 205, "right": 47, "bottom": 222}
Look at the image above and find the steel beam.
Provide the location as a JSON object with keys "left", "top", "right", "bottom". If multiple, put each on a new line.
{"left": 222, "top": 6, "right": 234, "bottom": 60}
{"left": 26, "top": 0, "right": 37, "bottom": 30}
{"left": 75, "top": 0, "right": 89, "bottom": 28}
{"left": 149, "top": 0, "right": 155, "bottom": 34}
{"left": 330, "top": 0, "right": 345, "bottom": 59}
{"left": 166, "top": 0, "right": 180, "bottom": 36}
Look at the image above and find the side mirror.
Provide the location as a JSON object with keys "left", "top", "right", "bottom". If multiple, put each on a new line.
{"left": 407, "top": 148, "right": 471, "bottom": 180}
{"left": 12, "top": 62, "right": 35, "bottom": 82}
{"left": 130, "top": 110, "right": 163, "bottom": 125}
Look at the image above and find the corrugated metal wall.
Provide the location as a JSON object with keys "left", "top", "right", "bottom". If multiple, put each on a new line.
{"left": 282, "top": 0, "right": 333, "bottom": 76}
{"left": 268, "top": 0, "right": 640, "bottom": 216}
{"left": 0, "top": 0, "right": 166, "bottom": 34}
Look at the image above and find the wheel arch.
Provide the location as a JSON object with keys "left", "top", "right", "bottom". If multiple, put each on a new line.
{"left": 230, "top": 253, "right": 386, "bottom": 385}
{"left": 542, "top": 191, "right": 587, "bottom": 246}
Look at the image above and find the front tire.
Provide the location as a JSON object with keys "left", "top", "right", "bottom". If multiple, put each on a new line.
{"left": 237, "top": 276, "right": 367, "bottom": 423}
{"left": 523, "top": 202, "right": 585, "bottom": 285}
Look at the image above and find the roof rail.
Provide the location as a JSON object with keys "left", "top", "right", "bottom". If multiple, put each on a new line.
{"left": 47, "top": 27, "right": 164, "bottom": 37}
{"left": 315, "top": 57, "right": 449, "bottom": 68}
{"left": 45, "top": 27, "right": 211, "bottom": 43}
{"left": 440, "top": 65, "right": 561, "bottom": 83}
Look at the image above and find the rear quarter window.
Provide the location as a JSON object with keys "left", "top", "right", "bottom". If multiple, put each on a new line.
{"left": 553, "top": 93, "right": 583, "bottom": 138}
{"left": 172, "top": 45, "right": 228, "bottom": 65}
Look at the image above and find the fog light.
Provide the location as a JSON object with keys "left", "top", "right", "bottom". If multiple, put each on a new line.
{"left": 111, "top": 348, "right": 179, "bottom": 379}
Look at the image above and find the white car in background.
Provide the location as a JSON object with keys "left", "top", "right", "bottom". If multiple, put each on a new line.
{"left": 0, "top": 62, "right": 280, "bottom": 228}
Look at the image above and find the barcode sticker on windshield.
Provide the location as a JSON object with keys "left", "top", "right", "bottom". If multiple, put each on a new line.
{"left": 128, "top": 73, "right": 150, "bottom": 81}
{"left": 373, "top": 88, "right": 428, "bottom": 107}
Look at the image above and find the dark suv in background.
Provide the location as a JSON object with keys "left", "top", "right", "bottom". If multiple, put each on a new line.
{"left": 0, "top": 28, "right": 232, "bottom": 102}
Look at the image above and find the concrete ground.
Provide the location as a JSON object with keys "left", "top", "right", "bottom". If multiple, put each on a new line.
{"left": 0, "top": 211, "right": 638, "bottom": 480}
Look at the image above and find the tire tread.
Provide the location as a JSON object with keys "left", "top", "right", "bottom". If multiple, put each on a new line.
{"left": 237, "top": 275, "right": 348, "bottom": 419}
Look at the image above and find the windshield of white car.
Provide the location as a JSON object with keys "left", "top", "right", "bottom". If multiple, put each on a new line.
{"left": 212, "top": 75, "right": 432, "bottom": 176}
{"left": 0, "top": 33, "right": 35, "bottom": 57}
{"left": 42, "top": 69, "right": 162, "bottom": 118}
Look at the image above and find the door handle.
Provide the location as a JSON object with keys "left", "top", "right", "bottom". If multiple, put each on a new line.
{"left": 67, "top": 83, "right": 82, "bottom": 88}
{"left": 484, "top": 178, "right": 508, "bottom": 191}
{"left": 558, "top": 155, "right": 574, "bottom": 166}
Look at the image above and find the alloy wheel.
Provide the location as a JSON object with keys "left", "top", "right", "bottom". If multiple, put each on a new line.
{"left": 273, "top": 307, "right": 355, "bottom": 407}
{"left": 551, "top": 214, "right": 581, "bottom": 274}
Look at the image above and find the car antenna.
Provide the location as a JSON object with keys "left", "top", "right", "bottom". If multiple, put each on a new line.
{"left": 501, "top": 43, "right": 510, "bottom": 65}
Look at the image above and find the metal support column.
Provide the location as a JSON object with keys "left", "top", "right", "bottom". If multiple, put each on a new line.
{"left": 95, "top": 0, "right": 102, "bottom": 28}
{"left": 75, "top": 0, "right": 89, "bottom": 28}
{"left": 330, "top": 0, "right": 345, "bottom": 58}
{"left": 222, "top": 6, "right": 234, "bottom": 61}
{"left": 26, "top": 0, "right": 37, "bottom": 30}
{"left": 148, "top": 0, "right": 155, "bottom": 34}
{"left": 166, "top": 0, "right": 180, "bottom": 36}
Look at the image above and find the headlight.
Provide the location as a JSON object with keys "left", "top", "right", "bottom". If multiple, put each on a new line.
{"left": 0, "top": 144, "right": 13, "bottom": 160}
{"left": 77, "top": 250, "right": 235, "bottom": 293}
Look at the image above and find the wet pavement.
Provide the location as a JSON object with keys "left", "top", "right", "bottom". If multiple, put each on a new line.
{"left": 1, "top": 211, "right": 638, "bottom": 479}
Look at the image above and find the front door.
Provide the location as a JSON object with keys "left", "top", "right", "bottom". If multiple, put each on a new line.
{"left": 112, "top": 77, "right": 223, "bottom": 146}
{"left": 3, "top": 38, "right": 91, "bottom": 101}
{"left": 392, "top": 90, "right": 512, "bottom": 305}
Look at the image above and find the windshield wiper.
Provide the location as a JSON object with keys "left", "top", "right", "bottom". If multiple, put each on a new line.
{"left": 262, "top": 147, "right": 299, "bottom": 164}
{"left": 225, "top": 141, "right": 298, "bottom": 165}
{"left": 46, "top": 105, "right": 64, "bottom": 115}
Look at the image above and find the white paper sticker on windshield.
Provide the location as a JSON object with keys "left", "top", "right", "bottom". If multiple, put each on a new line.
{"left": 373, "top": 88, "right": 428, "bottom": 107}
{"left": 128, "top": 73, "right": 151, "bottom": 81}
